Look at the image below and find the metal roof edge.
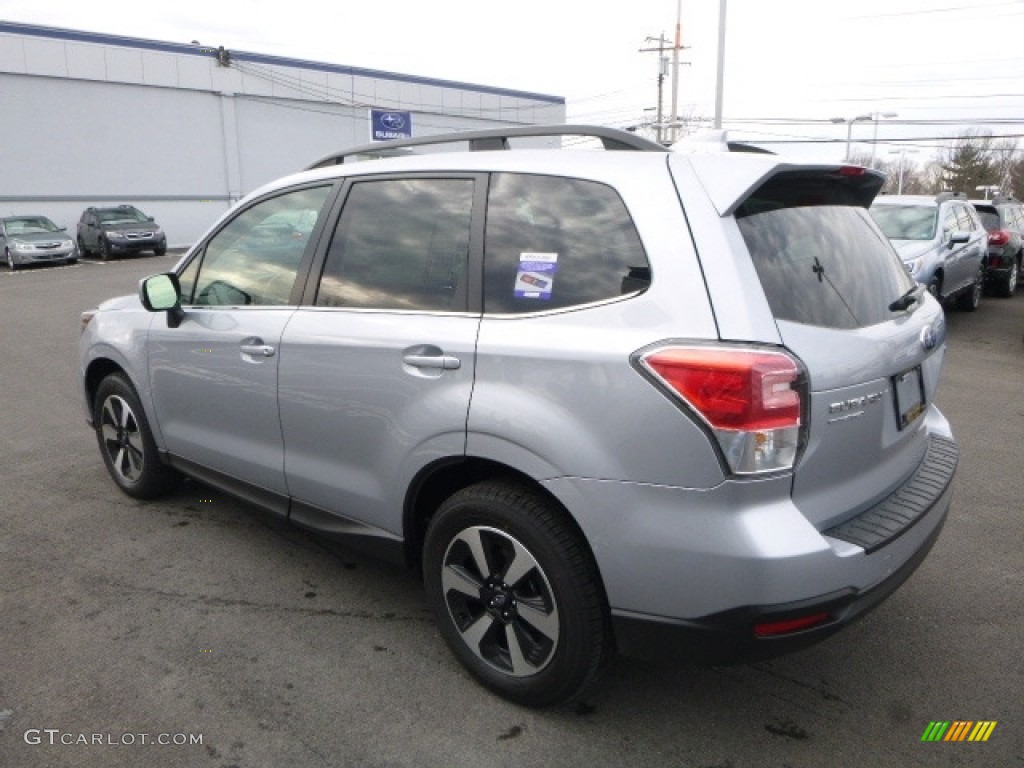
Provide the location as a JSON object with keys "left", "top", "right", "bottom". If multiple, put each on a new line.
{"left": 0, "top": 20, "right": 565, "bottom": 104}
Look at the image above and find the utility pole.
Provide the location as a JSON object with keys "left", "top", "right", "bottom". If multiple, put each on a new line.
{"left": 670, "top": 0, "right": 682, "bottom": 143}
{"left": 639, "top": 34, "right": 672, "bottom": 144}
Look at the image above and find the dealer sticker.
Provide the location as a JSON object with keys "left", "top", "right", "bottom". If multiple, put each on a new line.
{"left": 514, "top": 252, "right": 558, "bottom": 299}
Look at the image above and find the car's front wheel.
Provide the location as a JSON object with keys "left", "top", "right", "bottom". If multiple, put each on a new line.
{"left": 93, "top": 373, "right": 180, "bottom": 499}
{"left": 5, "top": 248, "right": 18, "bottom": 271}
{"left": 98, "top": 237, "right": 112, "bottom": 261}
{"left": 77, "top": 236, "right": 90, "bottom": 257}
{"left": 422, "top": 480, "right": 611, "bottom": 707}
{"left": 154, "top": 244, "right": 167, "bottom": 256}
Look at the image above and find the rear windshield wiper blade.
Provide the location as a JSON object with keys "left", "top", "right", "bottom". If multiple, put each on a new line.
{"left": 888, "top": 285, "right": 923, "bottom": 312}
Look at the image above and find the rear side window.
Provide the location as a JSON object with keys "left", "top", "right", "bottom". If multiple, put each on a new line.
{"left": 483, "top": 173, "right": 650, "bottom": 313}
{"left": 316, "top": 178, "right": 473, "bottom": 311}
{"left": 737, "top": 178, "right": 914, "bottom": 330}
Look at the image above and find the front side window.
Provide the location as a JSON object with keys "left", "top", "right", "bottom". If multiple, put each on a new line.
{"left": 483, "top": 173, "right": 650, "bottom": 314}
{"left": 188, "top": 185, "right": 331, "bottom": 306}
{"left": 316, "top": 178, "right": 474, "bottom": 311}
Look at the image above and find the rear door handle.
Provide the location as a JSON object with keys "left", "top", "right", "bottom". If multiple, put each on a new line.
{"left": 402, "top": 353, "right": 461, "bottom": 370}
{"left": 240, "top": 341, "right": 276, "bottom": 358}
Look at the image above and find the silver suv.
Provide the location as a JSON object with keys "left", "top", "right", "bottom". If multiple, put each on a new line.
{"left": 80, "top": 125, "right": 958, "bottom": 706}
{"left": 869, "top": 192, "right": 988, "bottom": 309}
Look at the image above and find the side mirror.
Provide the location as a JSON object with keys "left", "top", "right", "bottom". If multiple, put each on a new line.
{"left": 949, "top": 231, "right": 970, "bottom": 245}
{"left": 139, "top": 273, "right": 185, "bottom": 328}
{"left": 147, "top": 216, "right": 155, "bottom": 222}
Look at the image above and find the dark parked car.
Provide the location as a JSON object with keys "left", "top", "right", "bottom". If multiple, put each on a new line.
{"left": 77, "top": 205, "right": 167, "bottom": 260}
{"left": 969, "top": 196, "right": 1022, "bottom": 297}
{"left": 1, "top": 214, "right": 77, "bottom": 270}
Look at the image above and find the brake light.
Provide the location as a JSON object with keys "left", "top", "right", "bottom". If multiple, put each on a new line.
{"left": 838, "top": 165, "right": 866, "bottom": 177}
{"left": 640, "top": 347, "right": 804, "bottom": 474}
{"left": 988, "top": 229, "right": 1010, "bottom": 247}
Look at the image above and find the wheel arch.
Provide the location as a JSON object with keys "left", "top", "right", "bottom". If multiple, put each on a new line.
{"left": 403, "top": 457, "right": 606, "bottom": 600}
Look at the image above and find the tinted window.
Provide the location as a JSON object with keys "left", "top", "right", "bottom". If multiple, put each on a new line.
{"left": 316, "top": 178, "right": 473, "bottom": 311}
{"left": 975, "top": 208, "right": 1000, "bottom": 231}
{"left": 738, "top": 203, "right": 915, "bottom": 330}
{"left": 189, "top": 185, "right": 331, "bottom": 306}
{"left": 483, "top": 173, "right": 650, "bottom": 313}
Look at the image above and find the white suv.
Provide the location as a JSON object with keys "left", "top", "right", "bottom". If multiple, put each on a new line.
{"left": 80, "top": 125, "right": 958, "bottom": 706}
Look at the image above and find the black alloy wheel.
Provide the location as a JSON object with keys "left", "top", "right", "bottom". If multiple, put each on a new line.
{"left": 423, "top": 480, "right": 611, "bottom": 707}
{"left": 93, "top": 373, "right": 180, "bottom": 499}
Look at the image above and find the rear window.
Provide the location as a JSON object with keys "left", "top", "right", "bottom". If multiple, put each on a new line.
{"left": 737, "top": 180, "right": 915, "bottom": 330}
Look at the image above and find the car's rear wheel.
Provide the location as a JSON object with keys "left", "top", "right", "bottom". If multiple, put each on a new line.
{"left": 93, "top": 373, "right": 180, "bottom": 499}
{"left": 996, "top": 258, "right": 1019, "bottom": 298}
{"left": 956, "top": 263, "right": 985, "bottom": 311}
{"left": 423, "top": 480, "right": 611, "bottom": 707}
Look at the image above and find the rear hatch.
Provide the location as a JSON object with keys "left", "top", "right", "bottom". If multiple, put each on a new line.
{"left": 729, "top": 168, "right": 948, "bottom": 530}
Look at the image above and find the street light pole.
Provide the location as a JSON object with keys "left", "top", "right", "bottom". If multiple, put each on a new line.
{"left": 869, "top": 112, "right": 898, "bottom": 166}
{"left": 888, "top": 148, "right": 919, "bottom": 194}
{"left": 713, "top": 0, "right": 727, "bottom": 130}
{"left": 830, "top": 115, "right": 871, "bottom": 162}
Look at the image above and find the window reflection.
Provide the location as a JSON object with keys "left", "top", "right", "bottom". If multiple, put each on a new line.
{"left": 316, "top": 178, "right": 474, "bottom": 311}
{"left": 190, "top": 186, "right": 331, "bottom": 307}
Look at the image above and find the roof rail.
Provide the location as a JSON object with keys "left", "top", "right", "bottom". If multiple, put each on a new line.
{"left": 992, "top": 194, "right": 1018, "bottom": 204}
{"left": 935, "top": 191, "right": 967, "bottom": 203}
{"left": 306, "top": 124, "right": 668, "bottom": 170}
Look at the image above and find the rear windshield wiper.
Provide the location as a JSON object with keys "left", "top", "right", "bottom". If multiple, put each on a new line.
{"left": 888, "top": 285, "right": 923, "bottom": 312}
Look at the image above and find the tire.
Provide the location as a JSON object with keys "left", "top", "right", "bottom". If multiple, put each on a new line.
{"left": 996, "top": 258, "right": 1019, "bottom": 298}
{"left": 154, "top": 245, "right": 167, "bottom": 256}
{"left": 93, "top": 372, "right": 180, "bottom": 499}
{"left": 66, "top": 257, "right": 78, "bottom": 266}
{"left": 98, "top": 237, "right": 111, "bottom": 261}
{"left": 422, "top": 480, "right": 611, "bottom": 707}
{"left": 926, "top": 276, "right": 941, "bottom": 301}
{"left": 6, "top": 248, "right": 18, "bottom": 271}
{"left": 956, "top": 262, "right": 985, "bottom": 311}
{"left": 77, "top": 236, "right": 90, "bottom": 257}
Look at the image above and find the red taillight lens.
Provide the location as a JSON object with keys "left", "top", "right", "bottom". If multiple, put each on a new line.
{"left": 640, "top": 346, "right": 804, "bottom": 475}
{"left": 837, "top": 165, "right": 867, "bottom": 177}
{"left": 643, "top": 348, "right": 801, "bottom": 431}
{"left": 754, "top": 612, "right": 831, "bottom": 638}
{"left": 988, "top": 229, "right": 1010, "bottom": 247}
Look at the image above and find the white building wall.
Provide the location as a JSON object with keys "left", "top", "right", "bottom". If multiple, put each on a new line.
{"left": 0, "top": 22, "right": 565, "bottom": 246}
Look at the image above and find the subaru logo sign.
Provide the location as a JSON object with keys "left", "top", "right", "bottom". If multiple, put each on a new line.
{"left": 370, "top": 109, "right": 413, "bottom": 141}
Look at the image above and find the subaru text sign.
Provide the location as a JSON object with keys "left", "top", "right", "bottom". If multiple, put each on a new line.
{"left": 370, "top": 110, "right": 413, "bottom": 141}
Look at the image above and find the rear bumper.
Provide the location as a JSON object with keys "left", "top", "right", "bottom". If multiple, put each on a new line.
{"left": 545, "top": 428, "right": 957, "bottom": 664}
{"left": 610, "top": 493, "right": 948, "bottom": 663}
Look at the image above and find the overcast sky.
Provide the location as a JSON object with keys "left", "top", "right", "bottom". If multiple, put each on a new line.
{"left": 4, "top": 0, "right": 1024, "bottom": 163}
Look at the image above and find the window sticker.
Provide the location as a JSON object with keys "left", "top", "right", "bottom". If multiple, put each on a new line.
{"left": 514, "top": 252, "right": 558, "bottom": 299}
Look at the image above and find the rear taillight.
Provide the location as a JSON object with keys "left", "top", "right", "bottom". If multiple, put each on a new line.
{"left": 988, "top": 229, "right": 1010, "bottom": 247}
{"left": 639, "top": 346, "right": 804, "bottom": 475}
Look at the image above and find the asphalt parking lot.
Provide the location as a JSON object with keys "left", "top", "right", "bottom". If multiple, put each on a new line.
{"left": 1, "top": 254, "right": 1021, "bottom": 768}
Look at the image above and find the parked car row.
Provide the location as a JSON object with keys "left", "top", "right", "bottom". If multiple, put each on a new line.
{"left": 1, "top": 204, "right": 166, "bottom": 271}
{"left": 868, "top": 192, "right": 1023, "bottom": 307}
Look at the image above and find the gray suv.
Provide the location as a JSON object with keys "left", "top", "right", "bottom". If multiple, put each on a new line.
{"left": 77, "top": 205, "right": 167, "bottom": 259}
{"left": 869, "top": 192, "right": 987, "bottom": 310}
{"left": 80, "top": 125, "right": 958, "bottom": 706}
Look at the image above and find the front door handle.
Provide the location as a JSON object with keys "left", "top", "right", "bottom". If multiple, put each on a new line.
{"left": 402, "top": 353, "right": 461, "bottom": 370}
